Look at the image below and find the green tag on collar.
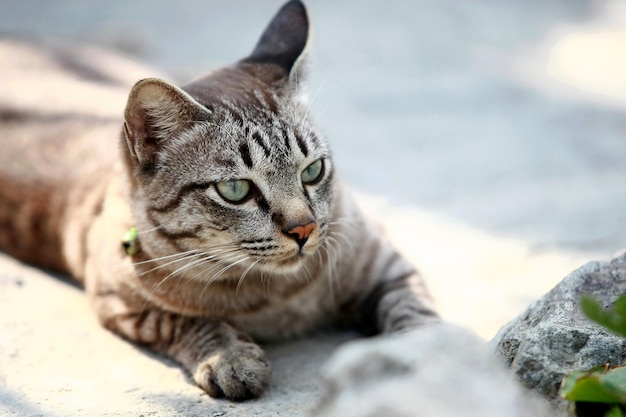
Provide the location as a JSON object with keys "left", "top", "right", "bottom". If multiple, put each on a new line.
{"left": 121, "top": 227, "right": 140, "bottom": 256}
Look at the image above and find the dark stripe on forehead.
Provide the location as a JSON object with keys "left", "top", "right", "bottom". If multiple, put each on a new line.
{"left": 239, "top": 142, "right": 253, "bottom": 168}
{"left": 251, "top": 131, "right": 271, "bottom": 157}
{"left": 213, "top": 156, "right": 237, "bottom": 168}
{"left": 295, "top": 133, "right": 309, "bottom": 156}
{"left": 281, "top": 125, "right": 292, "bottom": 151}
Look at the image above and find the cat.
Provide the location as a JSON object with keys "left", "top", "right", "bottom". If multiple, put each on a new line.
{"left": 0, "top": 0, "right": 439, "bottom": 401}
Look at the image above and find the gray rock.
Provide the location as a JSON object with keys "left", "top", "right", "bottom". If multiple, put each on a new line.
{"left": 313, "top": 323, "right": 556, "bottom": 417}
{"left": 492, "top": 252, "right": 626, "bottom": 410}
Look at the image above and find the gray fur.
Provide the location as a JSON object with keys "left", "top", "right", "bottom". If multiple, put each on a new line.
{"left": 0, "top": 0, "right": 440, "bottom": 402}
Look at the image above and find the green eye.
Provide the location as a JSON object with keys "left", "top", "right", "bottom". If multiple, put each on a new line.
{"left": 301, "top": 159, "right": 324, "bottom": 185}
{"left": 216, "top": 179, "right": 251, "bottom": 203}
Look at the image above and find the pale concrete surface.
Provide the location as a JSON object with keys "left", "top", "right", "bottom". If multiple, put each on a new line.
{"left": 1, "top": 0, "right": 626, "bottom": 416}
{"left": 0, "top": 254, "right": 355, "bottom": 417}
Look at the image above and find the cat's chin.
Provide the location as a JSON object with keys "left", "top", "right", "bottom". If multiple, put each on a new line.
{"left": 261, "top": 253, "right": 311, "bottom": 275}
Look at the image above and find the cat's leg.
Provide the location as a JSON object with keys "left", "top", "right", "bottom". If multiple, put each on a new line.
{"left": 372, "top": 270, "right": 440, "bottom": 334}
{"left": 346, "top": 269, "right": 440, "bottom": 336}
{"left": 166, "top": 318, "right": 271, "bottom": 400}
{"left": 92, "top": 292, "right": 271, "bottom": 400}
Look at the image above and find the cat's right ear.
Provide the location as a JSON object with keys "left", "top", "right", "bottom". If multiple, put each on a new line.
{"left": 123, "top": 78, "right": 210, "bottom": 171}
{"left": 243, "top": 0, "right": 310, "bottom": 81}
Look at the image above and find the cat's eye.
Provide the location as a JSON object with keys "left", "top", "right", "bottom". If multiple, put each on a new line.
{"left": 216, "top": 179, "right": 251, "bottom": 203}
{"left": 301, "top": 159, "right": 324, "bottom": 185}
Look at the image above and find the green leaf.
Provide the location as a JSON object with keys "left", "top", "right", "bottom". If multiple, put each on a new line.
{"left": 562, "top": 366, "right": 626, "bottom": 404}
{"left": 615, "top": 296, "right": 626, "bottom": 316}
{"left": 581, "top": 295, "right": 626, "bottom": 339}
{"left": 605, "top": 406, "right": 626, "bottom": 417}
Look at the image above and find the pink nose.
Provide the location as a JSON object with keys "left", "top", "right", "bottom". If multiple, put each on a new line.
{"left": 287, "top": 222, "right": 316, "bottom": 240}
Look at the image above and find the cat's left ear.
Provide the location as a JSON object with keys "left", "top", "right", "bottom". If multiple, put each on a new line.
{"left": 243, "top": 0, "right": 310, "bottom": 84}
{"left": 123, "top": 78, "right": 210, "bottom": 171}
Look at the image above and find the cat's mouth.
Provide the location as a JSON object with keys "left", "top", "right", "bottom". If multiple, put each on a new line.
{"left": 249, "top": 233, "right": 324, "bottom": 274}
{"left": 270, "top": 229, "right": 331, "bottom": 273}
{"left": 264, "top": 247, "right": 315, "bottom": 274}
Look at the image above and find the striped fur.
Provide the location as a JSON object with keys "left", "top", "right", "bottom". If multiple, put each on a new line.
{"left": 0, "top": 1, "right": 439, "bottom": 401}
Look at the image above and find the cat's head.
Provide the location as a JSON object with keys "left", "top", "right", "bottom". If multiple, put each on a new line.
{"left": 121, "top": 1, "right": 334, "bottom": 278}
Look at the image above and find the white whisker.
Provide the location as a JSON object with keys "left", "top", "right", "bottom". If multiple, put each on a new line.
{"left": 139, "top": 250, "right": 237, "bottom": 312}
{"left": 300, "top": 261, "right": 313, "bottom": 283}
{"left": 329, "top": 216, "right": 357, "bottom": 227}
{"left": 134, "top": 220, "right": 175, "bottom": 235}
{"left": 236, "top": 260, "right": 260, "bottom": 295}
{"left": 162, "top": 252, "right": 226, "bottom": 279}
{"left": 197, "top": 253, "right": 249, "bottom": 299}
{"left": 329, "top": 230, "right": 355, "bottom": 253}
{"left": 207, "top": 256, "right": 250, "bottom": 287}
{"left": 318, "top": 244, "right": 337, "bottom": 307}
{"left": 137, "top": 253, "right": 205, "bottom": 276}
{"left": 132, "top": 249, "right": 200, "bottom": 265}
{"left": 192, "top": 250, "right": 244, "bottom": 280}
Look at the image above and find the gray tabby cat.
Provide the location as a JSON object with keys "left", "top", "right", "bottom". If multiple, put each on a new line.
{"left": 0, "top": 0, "right": 439, "bottom": 400}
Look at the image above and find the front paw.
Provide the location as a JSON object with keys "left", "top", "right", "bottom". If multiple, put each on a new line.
{"left": 194, "top": 342, "right": 271, "bottom": 401}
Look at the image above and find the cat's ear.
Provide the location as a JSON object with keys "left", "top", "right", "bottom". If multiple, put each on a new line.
{"left": 243, "top": 0, "right": 310, "bottom": 82}
{"left": 123, "top": 78, "right": 209, "bottom": 170}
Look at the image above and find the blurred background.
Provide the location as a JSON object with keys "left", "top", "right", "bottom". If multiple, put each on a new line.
{"left": 1, "top": 0, "right": 625, "bottom": 337}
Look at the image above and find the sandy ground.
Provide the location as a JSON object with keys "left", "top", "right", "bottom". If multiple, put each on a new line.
{"left": 1, "top": 0, "right": 626, "bottom": 415}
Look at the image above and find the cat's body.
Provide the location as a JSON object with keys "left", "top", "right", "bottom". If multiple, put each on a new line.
{"left": 0, "top": 1, "right": 438, "bottom": 400}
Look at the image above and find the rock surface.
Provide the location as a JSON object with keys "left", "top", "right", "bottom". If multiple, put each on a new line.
{"left": 492, "top": 252, "right": 626, "bottom": 411}
{"left": 313, "top": 323, "right": 557, "bottom": 417}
